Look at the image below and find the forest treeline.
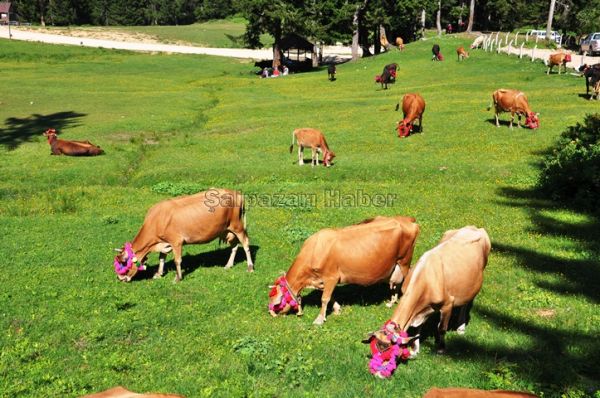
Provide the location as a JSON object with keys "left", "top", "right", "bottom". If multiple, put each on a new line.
{"left": 10, "top": 0, "right": 600, "bottom": 48}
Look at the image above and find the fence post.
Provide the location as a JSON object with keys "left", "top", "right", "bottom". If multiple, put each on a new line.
{"left": 519, "top": 43, "right": 524, "bottom": 59}
{"left": 508, "top": 40, "right": 513, "bottom": 55}
{"left": 525, "top": 32, "right": 529, "bottom": 42}
{"left": 558, "top": 35, "right": 563, "bottom": 48}
{"left": 535, "top": 35, "right": 539, "bottom": 44}
{"left": 515, "top": 32, "right": 519, "bottom": 46}
{"left": 531, "top": 45, "right": 537, "bottom": 61}
{"left": 505, "top": 32, "right": 509, "bottom": 45}
{"left": 581, "top": 52, "right": 586, "bottom": 67}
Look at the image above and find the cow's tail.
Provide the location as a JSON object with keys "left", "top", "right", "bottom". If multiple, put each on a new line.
{"left": 241, "top": 193, "right": 247, "bottom": 232}
{"left": 289, "top": 130, "right": 295, "bottom": 153}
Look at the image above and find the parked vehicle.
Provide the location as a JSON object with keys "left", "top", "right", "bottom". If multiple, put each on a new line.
{"left": 580, "top": 33, "right": 600, "bottom": 56}
{"left": 527, "top": 30, "right": 562, "bottom": 44}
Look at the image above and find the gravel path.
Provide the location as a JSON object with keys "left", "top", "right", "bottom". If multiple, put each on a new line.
{"left": 0, "top": 26, "right": 353, "bottom": 61}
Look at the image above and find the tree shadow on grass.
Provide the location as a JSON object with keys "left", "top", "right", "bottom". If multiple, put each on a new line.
{"left": 0, "top": 111, "right": 87, "bottom": 150}
{"left": 486, "top": 179, "right": 600, "bottom": 393}
{"left": 135, "top": 245, "right": 260, "bottom": 280}
{"left": 447, "top": 307, "right": 599, "bottom": 396}
{"left": 496, "top": 186, "right": 600, "bottom": 304}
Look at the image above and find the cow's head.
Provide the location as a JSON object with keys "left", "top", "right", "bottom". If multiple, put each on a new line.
{"left": 43, "top": 128, "right": 57, "bottom": 142}
{"left": 396, "top": 119, "right": 413, "bottom": 137}
{"left": 113, "top": 242, "right": 146, "bottom": 282}
{"left": 323, "top": 150, "right": 336, "bottom": 167}
{"left": 525, "top": 112, "right": 540, "bottom": 129}
{"left": 268, "top": 275, "right": 301, "bottom": 317}
{"left": 363, "top": 321, "right": 420, "bottom": 377}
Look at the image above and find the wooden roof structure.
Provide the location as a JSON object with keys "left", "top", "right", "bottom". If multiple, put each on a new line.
{"left": 279, "top": 33, "right": 314, "bottom": 52}
{"left": 0, "top": 2, "right": 12, "bottom": 23}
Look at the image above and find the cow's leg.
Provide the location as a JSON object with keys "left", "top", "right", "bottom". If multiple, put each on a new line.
{"left": 436, "top": 299, "right": 455, "bottom": 354}
{"left": 387, "top": 264, "right": 403, "bottom": 307}
{"left": 419, "top": 115, "right": 423, "bottom": 133}
{"left": 311, "top": 148, "right": 317, "bottom": 167}
{"left": 154, "top": 252, "right": 167, "bottom": 279}
{"left": 235, "top": 230, "right": 254, "bottom": 272}
{"left": 456, "top": 305, "right": 468, "bottom": 335}
{"left": 509, "top": 112, "right": 515, "bottom": 129}
{"left": 298, "top": 146, "right": 303, "bottom": 165}
{"left": 172, "top": 244, "right": 183, "bottom": 283}
{"left": 495, "top": 109, "right": 500, "bottom": 127}
{"left": 224, "top": 243, "right": 239, "bottom": 269}
{"left": 314, "top": 279, "right": 337, "bottom": 325}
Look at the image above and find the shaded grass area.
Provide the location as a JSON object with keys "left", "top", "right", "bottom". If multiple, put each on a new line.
{"left": 0, "top": 36, "right": 599, "bottom": 397}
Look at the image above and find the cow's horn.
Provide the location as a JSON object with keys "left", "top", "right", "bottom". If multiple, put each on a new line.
{"left": 114, "top": 248, "right": 122, "bottom": 252}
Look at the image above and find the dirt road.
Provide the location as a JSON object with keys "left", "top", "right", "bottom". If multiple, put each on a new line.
{"left": 0, "top": 26, "right": 354, "bottom": 61}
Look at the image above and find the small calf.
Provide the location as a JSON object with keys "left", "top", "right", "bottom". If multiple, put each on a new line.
{"left": 289, "top": 128, "right": 335, "bottom": 167}
{"left": 457, "top": 46, "right": 469, "bottom": 61}
{"left": 43, "top": 128, "right": 104, "bottom": 156}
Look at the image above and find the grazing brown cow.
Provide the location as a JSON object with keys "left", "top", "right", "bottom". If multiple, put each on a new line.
{"left": 456, "top": 46, "right": 469, "bottom": 61}
{"left": 289, "top": 128, "right": 335, "bottom": 167}
{"left": 546, "top": 52, "right": 571, "bottom": 75}
{"left": 80, "top": 386, "right": 185, "bottom": 398}
{"left": 43, "top": 128, "right": 104, "bottom": 156}
{"left": 423, "top": 388, "right": 538, "bottom": 398}
{"left": 395, "top": 37, "right": 405, "bottom": 51}
{"left": 489, "top": 89, "right": 539, "bottom": 129}
{"left": 367, "top": 226, "right": 490, "bottom": 354}
{"left": 114, "top": 188, "right": 253, "bottom": 283}
{"left": 268, "top": 216, "right": 420, "bottom": 325}
{"left": 395, "top": 93, "right": 426, "bottom": 137}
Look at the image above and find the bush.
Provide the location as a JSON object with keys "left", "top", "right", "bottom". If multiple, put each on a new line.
{"left": 538, "top": 114, "right": 600, "bottom": 210}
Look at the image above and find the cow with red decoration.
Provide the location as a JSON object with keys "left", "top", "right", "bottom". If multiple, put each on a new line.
{"left": 546, "top": 52, "right": 571, "bottom": 75}
{"left": 364, "top": 226, "right": 490, "bottom": 378}
{"left": 375, "top": 63, "right": 398, "bottom": 89}
{"left": 489, "top": 89, "right": 539, "bottom": 129}
{"left": 268, "top": 216, "right": 420, "bottom": 325}
{"left": 395, "top": 93, "right": 426, "bottom": 137}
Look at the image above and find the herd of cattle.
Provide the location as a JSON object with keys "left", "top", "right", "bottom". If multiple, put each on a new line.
{"left": 37, "top": 36, "right": 599, "bottom": 397}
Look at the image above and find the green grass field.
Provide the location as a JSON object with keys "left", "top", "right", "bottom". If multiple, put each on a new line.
{"left": 0, "top": 35, "right": 599, "bottom": 398}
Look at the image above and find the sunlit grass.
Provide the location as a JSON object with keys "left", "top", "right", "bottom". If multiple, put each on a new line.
{"left": 0, "top": 35, "right": 598, "bottom": 397}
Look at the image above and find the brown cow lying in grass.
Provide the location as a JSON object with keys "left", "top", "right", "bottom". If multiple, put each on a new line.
{"left": 289, "top": 128, "right": 335, "bottom": 167}
{"left": 423, "top": 388, "right": 538, "bottom": 398}
{"left": 366, "top": 226, "right": 490, "bottom": 355}
{"left": 114, "top": 188, "right": 253, "bottom": 283}
{"left": 43, "top": 128, "right": 104, "bottom": 156}
{"left": 395, "top": 93, "right": 426, "bottom": 137}
{"left": 80, "top": 386, "right": 185, "bottom": 398}
{"left": 488, "top": 89, "right": 539, "bottom": 129}
{"left": 268, "top": 216, "right": 420, "bottom": 325}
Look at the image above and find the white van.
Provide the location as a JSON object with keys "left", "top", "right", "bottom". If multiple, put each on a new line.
{"left": 527, "top": 30, "right": 562, "bottom": 44}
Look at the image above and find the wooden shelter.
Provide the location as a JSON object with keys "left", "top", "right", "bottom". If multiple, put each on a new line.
{"left": 0, "top": 2, "right": 12, "bottom": 25}
{"left": 279, "top": 33, "right": 318, "bottom": 69}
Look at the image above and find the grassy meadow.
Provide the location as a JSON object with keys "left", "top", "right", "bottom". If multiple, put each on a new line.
{"left": 0, "top": 34, "right": 599, "bottom": 398}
